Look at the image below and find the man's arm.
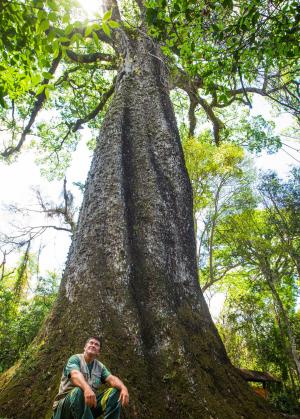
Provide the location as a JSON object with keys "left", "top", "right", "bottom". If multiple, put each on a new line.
{"left": 70, "top": 370, "right": 97, "bottom": 408}
{"left": 105, "top": 374, "right": 129, "bottom": 407}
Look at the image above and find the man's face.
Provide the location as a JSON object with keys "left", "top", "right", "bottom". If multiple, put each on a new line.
{"left": 84, "top": 338, "right": 100, "bottom": 357}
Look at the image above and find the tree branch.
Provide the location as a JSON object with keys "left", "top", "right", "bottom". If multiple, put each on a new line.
{"left": 101, "top": 0, "right": 121, "bottom": 22}
{"left": 1, "top": 53, "right": 62, "bottom": 158}
{"left": 188, "top": 95, "right": 197, "bottom": 137}
{"left": 45, "top": 80, "right": 115, "bottom": 155}
{"left": 172, "top": 68, "right": 224, "bottom": 144}
{"left": 0, "top": 250, "right": 6, "bottom": 282}
{"left": 202, "top": 263, "right": 240, "bottom": 292}
{"left": 197, "top": 95, "right": 224, "bottom": 145}
{"left": 66, "top": 50, "right": 115, "bottom": 64}
{"left": 135, "top": 0, "right": 146, "bottom": 13}
{"left": 36, "top": 179, "right": 77, "bottom": 233}
{"left": 238, "top": 67, "right": 252, "bottom": 108}
{"left": 72, "top": 78, "right": 116, "bottom": 132}
{"left": 14, "top": 239, "right": 31, "bottom": 298}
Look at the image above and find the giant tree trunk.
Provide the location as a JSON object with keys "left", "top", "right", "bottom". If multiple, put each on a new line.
{"left": 0, "top": 36, "right": 279, "bottom": 418}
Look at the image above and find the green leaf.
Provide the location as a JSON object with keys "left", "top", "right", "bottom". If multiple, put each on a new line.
{"left": 85, "top": 26, "right": 93, "bottom": 37}
{"left": 31, "top": 74, "right": 41, "bottom": 85}
{"left": 47, "top": 29, "right": 57, "bottom": 42}
{"left": 222, "top": 0, "right": 233, "bottom": 9}
{"left": 92, "top": 31, "right": 100, "bottom": 48}
{"left": 219, "top": 93, "right": 229, "bottom": 103}
{"left": 103, "top": 9, "right": 112, "bottom": 21}
{"left": 39, "top": 19, "right": 50, "bottom": 32}
{"left": 47, "top": 0, "right": 59, "bottom": 11}
{"left": 65, "top": 24, "right": 74, "bottom": 36}
{"left": 37, "top": 10, "right": 47, "bottom": 20}
{"left": 42, "top": 72, "right": 53, "bottom": 80}
{"left": 48, "top": 12, "right": 57, "bottom": 21}
{"left": 70, "top": 32, "right": 82, "bottom": 43}
{"left": 102, "top": 22, "right": 111, "bottom": 37}
{"left": 44, "top": 87, "right": 50, "bottom": 99}
{"left": 58, "top": 37, "right": 71, "bottom": 43}
{"left": 108, "top": 20, "right": 119, "bottom": 29}
{"left": 53, "top": 44, "right": 60, "bottom": 59}
{"left": 36, "top": 84, "right": 47, "bottom": 95}
{"left": 62, "top": 14, "right": 70, "bottom": 24}
{"left": 0, "top": 94, "right": 7, "bottom": 108}
{"left": 85, "top": 23, "right": 101, "bottom": 37}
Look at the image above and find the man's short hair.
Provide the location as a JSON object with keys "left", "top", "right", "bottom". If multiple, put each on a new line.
{"left": 85, "top": 336, "right": 102, "bottom": 346}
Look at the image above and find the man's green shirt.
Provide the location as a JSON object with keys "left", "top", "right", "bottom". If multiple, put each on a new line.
{"left": 64, "top": 354, "right": 111, "bottom": 383}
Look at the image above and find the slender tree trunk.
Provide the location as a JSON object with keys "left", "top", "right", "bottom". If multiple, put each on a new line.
{"left": 0, "top": 36, "right": 280, "bottom": 418}
{"left": 206, "top": 179, "right": 223, "bottom": 290}
{"left": 267, "top": 198, "right": 300, "bottom": 279}
{"left": 262, "top": 263, "right": 300, "bottom": 383}
{"left": 272, "top": 301, "right": 298, "bottom": 395}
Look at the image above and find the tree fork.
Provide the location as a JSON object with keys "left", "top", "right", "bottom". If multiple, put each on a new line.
{"left": 0, "top": 35, "right": 280, "bottom": 418}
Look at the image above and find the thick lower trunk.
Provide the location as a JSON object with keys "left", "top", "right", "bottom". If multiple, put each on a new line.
{"left": 0, "top": 37, "right": 279, "bottom": 418}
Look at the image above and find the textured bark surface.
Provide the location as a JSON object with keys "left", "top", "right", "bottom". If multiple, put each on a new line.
{"left": 0, "top": 35, "right": 281, "bottom": 418}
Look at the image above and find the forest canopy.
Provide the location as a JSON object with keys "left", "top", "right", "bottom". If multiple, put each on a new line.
{"left": 0, "top": 0, "right": 299, "bottom": 170}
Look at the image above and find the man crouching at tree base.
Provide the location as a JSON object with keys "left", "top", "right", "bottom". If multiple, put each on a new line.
{"left": 52, "top": 336, "right": 129, "bottom": 419}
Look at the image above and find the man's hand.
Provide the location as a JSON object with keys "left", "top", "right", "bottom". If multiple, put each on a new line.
{"left": 70, "top": 370, "right": 96, "bottom": 408}
{"left": 84, "top": 387, "right": 97, "bottom": 408}
{"left": 119, "top": 386, "right": 129, "bottom": 407}
{"left": 105, "top": 374, "right": 129, "bottom": 407}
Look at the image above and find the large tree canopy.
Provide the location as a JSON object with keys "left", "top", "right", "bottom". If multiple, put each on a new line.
{"left": 0, "top": 0, "right": 299, "bottom": 167}
{"left": 0, "top": 0, "right": 299, "bottom": 418}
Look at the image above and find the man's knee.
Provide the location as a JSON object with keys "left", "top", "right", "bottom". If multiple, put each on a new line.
{"left": 109, "top": 387, "right": 120, "bottom": 403}
{"left": 70, "top": 386, "right": 85, "bottom": 402}
{"left": 110, "top": 388, "right": 120, "bottom": 397}
{"left": 102, "top": 387, "right": 120, "bottom": 409}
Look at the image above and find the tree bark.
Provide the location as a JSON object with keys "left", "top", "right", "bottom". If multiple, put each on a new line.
{"left": 0, "top": 35, "right": 280, "bottom": 419}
